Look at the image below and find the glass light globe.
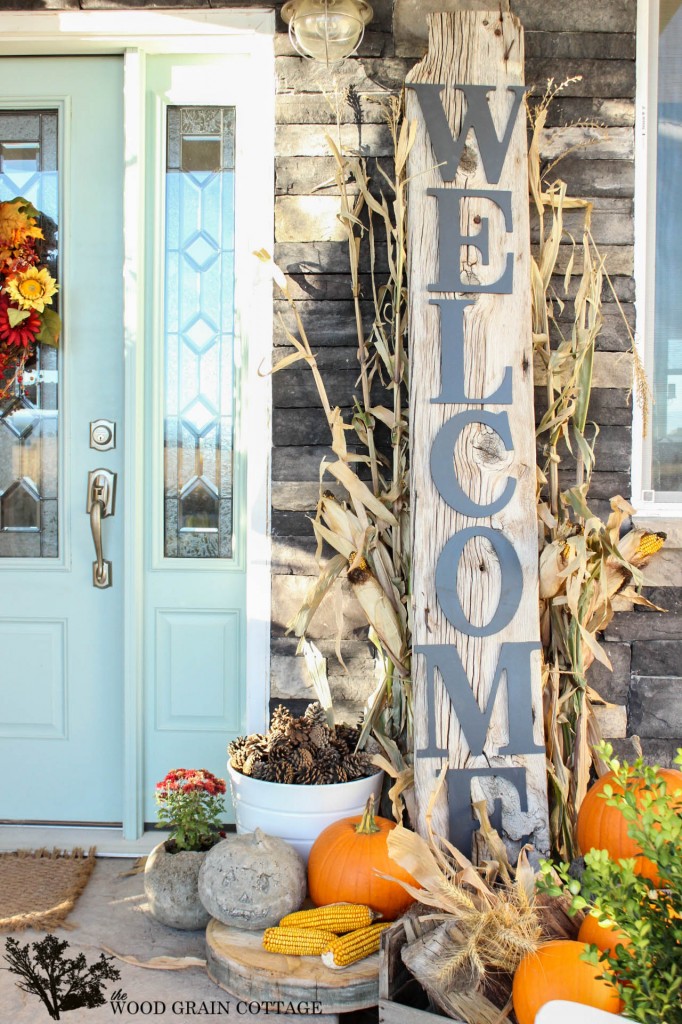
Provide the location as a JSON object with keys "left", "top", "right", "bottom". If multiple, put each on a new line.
{"left": 283, "top": 0, "right": 373, "bottom": 64}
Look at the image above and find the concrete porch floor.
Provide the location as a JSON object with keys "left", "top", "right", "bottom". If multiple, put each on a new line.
{"left": 0, "top": 857, "right": 381, "bottom": 1023}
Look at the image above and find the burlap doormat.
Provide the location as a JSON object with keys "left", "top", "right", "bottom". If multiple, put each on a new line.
{"left": 0, "top": 847, "right": 97, "bottom": 932}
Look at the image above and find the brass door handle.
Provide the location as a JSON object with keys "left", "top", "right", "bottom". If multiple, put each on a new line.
{"left": 86, "top": 469, "right": 116, "bottom": 589}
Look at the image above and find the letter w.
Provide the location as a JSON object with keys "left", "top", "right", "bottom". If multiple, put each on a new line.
{"left": 415, "top": 641, "right": 543, "bottom": 756}
{"left": 407, "top": 84, "right": 525, "bottom": 184}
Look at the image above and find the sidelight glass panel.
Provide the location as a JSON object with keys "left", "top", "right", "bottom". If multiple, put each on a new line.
{"left": 164, "top": 106, "right": 235, "bottom": 558}
{"left": 651, "top": 2, "right": 682, "bottom": 495}
{"left": 0, "top": 110, "right": 58, "bottom": 557}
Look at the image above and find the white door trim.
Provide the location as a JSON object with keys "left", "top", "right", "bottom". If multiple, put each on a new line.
{"left": 0, "top": 11, "right": 274, "bottom": 842}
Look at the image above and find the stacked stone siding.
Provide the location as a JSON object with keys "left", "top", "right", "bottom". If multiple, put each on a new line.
{"left": 2, "top": 0, "right": 678, "bottom": 762}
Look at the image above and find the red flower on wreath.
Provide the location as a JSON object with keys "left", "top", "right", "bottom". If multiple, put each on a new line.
{"left": 0, "top": 293, "right": 40, "bottom": 350}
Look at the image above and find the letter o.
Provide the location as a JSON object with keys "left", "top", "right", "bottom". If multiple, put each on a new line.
{"left": 430, "top": 410, "right": 516, "bottom": 517}
{"left": 435, "top": 526, "right": 522, "bottom": 636}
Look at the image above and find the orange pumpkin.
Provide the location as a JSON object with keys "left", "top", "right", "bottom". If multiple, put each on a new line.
{"left": 576, "top": 768, "right": 682, "bottom": 883}
{"left": 512, "top": 940, "right": 622, "bottom": 1024}
{"left": 307, "top": 795, "right": 417, "bottom": 919}
{"left": 578, "top": 912, "right": 632, "bottom": 955}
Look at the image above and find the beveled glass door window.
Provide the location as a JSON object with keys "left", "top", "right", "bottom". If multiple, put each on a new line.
{"left": 0, "top": 110, "right": 58, "bottom": 556}
{"left": 164, "top": 106, "right": 236, "bottom": 559}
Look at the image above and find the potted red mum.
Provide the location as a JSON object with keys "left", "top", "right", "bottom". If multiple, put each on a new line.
{"left": 144, "top": 768, "right": 226, "bottom": 930}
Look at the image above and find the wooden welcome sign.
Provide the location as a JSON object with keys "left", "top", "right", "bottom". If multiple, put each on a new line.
{"left": 407, "top": 11, "right": 550, "bottom": 854}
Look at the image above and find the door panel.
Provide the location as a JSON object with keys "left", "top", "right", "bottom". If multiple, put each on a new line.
{"left": 0, "top": 58, "right": 124, "bottom": 822}
{"left": 142, "top": 57, "right": 247, "bottom": 821}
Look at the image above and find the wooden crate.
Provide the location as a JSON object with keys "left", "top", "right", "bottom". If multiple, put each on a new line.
{"left": 378, "top": 922, "right": 464, "bottom": 1024}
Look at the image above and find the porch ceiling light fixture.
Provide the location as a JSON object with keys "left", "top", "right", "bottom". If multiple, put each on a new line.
{"left": 281, "top": 0, "right": 373, "bottom": 65}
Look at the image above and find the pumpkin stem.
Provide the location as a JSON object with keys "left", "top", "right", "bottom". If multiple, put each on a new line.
{"left": 355, "top": 795, "right": 381, "bottom": 835}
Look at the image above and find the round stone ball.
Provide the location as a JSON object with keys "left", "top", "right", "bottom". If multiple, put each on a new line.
{"left": 198, "top": 828, "right": 306, "bottom": 929}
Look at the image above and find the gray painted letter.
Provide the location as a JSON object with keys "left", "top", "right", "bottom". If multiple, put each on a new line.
{"left": 431, "top": 412, "right": 516, "bottom": 516}
{"left": 434, "top": 527, "right": 522, "bottom": 634}
{"left": 429, "top": 298, "right": 513, "bottom": 405}
{"left": 427, "top": 188, "right": 513, "bottom": 293}
{"left": 407, "top": 84, "right": 526, "bottom": 184}
{"left": 415, "top": 641, "right": 544, "bottom": 755}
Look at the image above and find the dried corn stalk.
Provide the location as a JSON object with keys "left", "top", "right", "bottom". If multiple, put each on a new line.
{"left": 256, "top": 94, "right": 413, "bottom": 802}
{"left": 530, "top": 80, "right": 664, "bottom": 859}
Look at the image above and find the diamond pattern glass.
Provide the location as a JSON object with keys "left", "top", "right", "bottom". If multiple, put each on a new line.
{"left": 0, "top": 111, "right": 59, "bottom": 557}
{"left": 164, "top": 107, "right": 235, "bottom": 558}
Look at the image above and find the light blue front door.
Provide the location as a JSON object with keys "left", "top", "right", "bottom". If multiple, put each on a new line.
{"left": 0, "top": 52, "right": 251, "bottom": 828}
{"left": 0, "top": 57, "right": 125, "bottom": 822}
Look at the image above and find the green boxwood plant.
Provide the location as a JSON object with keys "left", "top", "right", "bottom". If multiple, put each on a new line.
{"left": 539, "top": 743, "right": 682, "bottom": 1024}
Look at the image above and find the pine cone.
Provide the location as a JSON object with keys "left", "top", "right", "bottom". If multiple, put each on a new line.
{"left": 290, "top": 748, "right": 314, "bottom": 780}
{"left": 243, "top": 752, "right": 267, "bottom": 776}
{"left": 335, "top": 723, "right": 360, "bottom": 752}
{"left": 228, "top": 736, "right": 248, "bottom": 770}
{"left": 304, "top": 702, "right": 327, "bottom": 727}
{"left": 285, "top": 718, "right": 311, "bottom": 748}
{"left": 273, "top": 760, "right": 296, "bottom": 784}
{"left": 343, "top": 752, "right": 373, "bottom": 780}
{"left": 244, "top": 733, "right": 269, "bottom": 757}
{"left": 251, "top": 759, "right": 277, "bottom": 782}
{"left": 308, "top": 722, "right": 330, "bottom": 749}
{"left": 268, "top": 731, "right": 292, "bottom": 754}
{"left": 270, "top": 704, "right": 294, "bottom": 735}
{"left": 308, "top": 761, "right": 335, "bottom": 785}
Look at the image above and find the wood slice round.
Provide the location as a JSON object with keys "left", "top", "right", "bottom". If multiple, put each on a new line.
{"left": 205, "top": 919, "right": 381, "bottom": 1012}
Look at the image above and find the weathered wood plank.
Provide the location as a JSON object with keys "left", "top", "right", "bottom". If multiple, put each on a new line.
{"left": 530, "top": 199, "right": 634, "bottom": 246}
{"left": 276, "top": 56, "right": 416, "bottom": 95}
{"left": 276, "top": 123, "right": 393, "bottom": 157}
{"left": 525, "top": 31, "right": 636, "bottom": 60}
{"left": 534, "top": 349, "right": 632, "bottom": 389}
{"left": 276, "top": 155, "right": 395, "bottom": 196}
{"left": 393, "top": 0, "right": 636, "bottom": 58}
{"left": 554, "top": 388, "right": 632, "bottom": 426}
{"left": 547, "top": 243, "right": 633, "bottom": 277}
{"left": 282, "top": 273, "right": 373, "bottom": 302}
{"left": 541, "top": 157, "right": 635, "bottom": 197}
{"left": 273, "top": 407, "right": 351, "bottom": 446}
{"left": 272, "top": 481, "right": 345, "bottom": 512}
{"left": 536, "top": 97, "right": 635, "bottom": 129}
{"left": 271, "top": 574, "right": 367, "bottom": 640}
{"left": 276, "top": 92, "right": 392, "bottom": 126}
{"left": 407, "top": 12, "right": 549, "bottom": 852}
{"left": 275, "top": 195, "right": 346, "bottom": 242}
{"left": 527, "top": 60, "right": 636, "bottom": 98}
{"left": 550, "top": 272, "right": 635, "bottom": 302}
{"left": 273, "top": 299, "right": 373, "bottom": 344}
{"left": 539, "top": 126, "right": 633, "bottom": 161}
{"left": 274, "top": 241, "right": 390, "bottom": 275}
{"left": 271, "top": 637, "right": 377, "bottom": 702}
{"left": 273, "top": 345, "right": 362, "bottom": 370}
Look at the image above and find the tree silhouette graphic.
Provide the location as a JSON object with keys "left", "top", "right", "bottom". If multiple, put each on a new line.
{"left": 3, "top": 934, "right": 121, "bottom": 1020}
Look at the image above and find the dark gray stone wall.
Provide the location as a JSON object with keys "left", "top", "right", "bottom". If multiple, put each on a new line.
{"left": 2, "top": 0, "right": 678, "bottom": 760}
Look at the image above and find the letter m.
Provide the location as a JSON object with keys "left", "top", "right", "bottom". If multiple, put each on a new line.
{"left": 407, "top": 84, "right": 525, "bottom": 184}
{"left": 415, "top": 641, "right": 543, "bottom": 757}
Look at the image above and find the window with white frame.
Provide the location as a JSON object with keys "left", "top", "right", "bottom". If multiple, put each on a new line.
{"left": 637, "top": 0, "right": 682, "bottom": 506}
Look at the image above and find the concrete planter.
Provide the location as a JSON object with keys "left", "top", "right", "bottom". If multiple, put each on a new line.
{"left": 227, "top": 759, "right": 384, "bottom": 864}
{"left": 144, "top": 841, "right": 211, "bottom": 930}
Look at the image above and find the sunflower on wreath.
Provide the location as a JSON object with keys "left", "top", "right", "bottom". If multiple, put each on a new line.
{"left": 0, "top": 197, "right": 60, "bottom": 401}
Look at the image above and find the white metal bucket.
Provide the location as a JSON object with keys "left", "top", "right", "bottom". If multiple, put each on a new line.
{"left": 227, "top": 760, "right": 384, "bottom": 864}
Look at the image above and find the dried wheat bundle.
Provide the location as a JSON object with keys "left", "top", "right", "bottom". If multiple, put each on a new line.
{"left": 381, "top": 770, "right": 566, "bottom": 1024}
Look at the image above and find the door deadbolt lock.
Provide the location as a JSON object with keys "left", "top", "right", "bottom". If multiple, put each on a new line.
{"left": 90, "top": 419, "right": 116, "bottom": 452}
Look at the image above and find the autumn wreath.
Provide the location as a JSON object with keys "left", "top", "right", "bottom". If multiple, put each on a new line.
{"left": 0, "top": 198, "right": 60, "bottom": 400}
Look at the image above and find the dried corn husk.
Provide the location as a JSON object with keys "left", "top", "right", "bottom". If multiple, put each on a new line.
{"left": 530, "top": 81, "right": 661, "bottom": 859}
